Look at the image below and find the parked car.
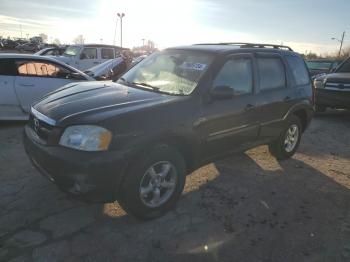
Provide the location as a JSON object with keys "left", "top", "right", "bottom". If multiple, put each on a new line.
{"left": 24, "top": 43, "right": 313, "bottom": 220}
{"left": 306, "top": 59, "right": 342, "bottom": 79}
{"left": 84, "top": 56, "right": 127, "bottom": 80}
{"left": 313, "top": 57, "right": 350, "bottom": 112}
{"left": 0, "top": 54, "right": 94, "bottom": 120}
{"left": 54, "top": 44, "right": 123, "bottom": 71}
{"left": 15, "top": 42, "right": 40, "bottom": 53}
{"left": 35, "top": 47, "right": 66, "bottom": 56}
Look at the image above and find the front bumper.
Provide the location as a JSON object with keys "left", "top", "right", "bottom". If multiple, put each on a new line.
{"left": 23, "top": 125, "right": 127, "bottom": 202}
{"left": 315, "top": 88, "right": 350, "bottom": 109}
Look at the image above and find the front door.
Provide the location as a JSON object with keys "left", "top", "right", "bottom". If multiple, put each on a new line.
{"left": 197, "top": 54, "right": 260, "bottom": 161}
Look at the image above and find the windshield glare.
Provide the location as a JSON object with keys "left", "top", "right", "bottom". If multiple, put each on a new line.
{"left": 121, "top": 51, "right": 213, "bottom": 95}
{"left": 63, "top": 46, "right": 81, "bottom": 57}
{"left": 336, "top": 59, "right": 350, "bottom": 73}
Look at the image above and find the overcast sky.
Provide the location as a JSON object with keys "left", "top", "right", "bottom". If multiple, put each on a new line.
{"left": 0, "top": 0, "right": 349, "bottom": 54}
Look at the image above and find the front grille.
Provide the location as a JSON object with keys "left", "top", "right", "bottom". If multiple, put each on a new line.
{"left": 325, "top": 82, "right": 350, "bottom": 91}
{"left": 29, "top": 112, "right": 55, "bottom": 142}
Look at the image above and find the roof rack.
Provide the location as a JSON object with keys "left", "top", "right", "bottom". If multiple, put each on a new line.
{"left": 194, "top": 42, "right": 293, "bottom": 51}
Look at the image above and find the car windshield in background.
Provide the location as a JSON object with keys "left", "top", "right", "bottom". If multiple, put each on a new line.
{"left": 63, "top": 46, "right": 81, "bottom": 56}
{"left": 306, "top": 61, "right": 333, "bottom": 70}
{"left": 336, "top": 59, "right": 350, "bottom": 73}
{"left": 120, "top": 51, "right": 213, "bottom": 95}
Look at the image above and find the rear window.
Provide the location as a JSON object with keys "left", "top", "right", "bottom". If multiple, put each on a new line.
{"left": 257, "top": 57, "right": 286, "bottom": 90}
{"left": 101, "top": 48, "right": 115, "bottom": 59}
{"left": 286, "top": 56, "right": 310, "bottom": 85}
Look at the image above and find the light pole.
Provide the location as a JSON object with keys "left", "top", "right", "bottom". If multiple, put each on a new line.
{"left": 142, "top": 38, "right": 145, "bottom": 46}
{"left": 113, "top": 17, "right": 118, "bottom": 46}
{"left": 332, "top": 31, "right": 346, "bottom": 57}
{"left": 117, "top": 13, "right": 125, "bottom": 48}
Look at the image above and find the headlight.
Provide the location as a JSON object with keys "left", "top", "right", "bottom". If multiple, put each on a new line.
{"left": 314, "top": 79, "right": 325, "bottom": 89}
{"left": 59, "top": 125, "right": 112, "bottom": 151}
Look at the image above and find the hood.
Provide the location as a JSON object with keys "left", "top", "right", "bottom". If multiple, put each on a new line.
{"left": 33, "top": 81, "right": 177, "bottom": 125}
{"left": 85, "top": 57, "right": 123, "bottom": 78}
{"left": 315, "top": 72, "right": 350, "bottom": 83}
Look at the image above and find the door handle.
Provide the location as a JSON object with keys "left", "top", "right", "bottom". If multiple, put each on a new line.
{"left": 93, "top": 62, "right": 99, "bottom": 64}
{"left": 244, "top": 104, "right": 255, "bottom": 111}
{"left": 19, "top": 83, "right": 34, "bottom": 87}
{"left": 284, "top": 96, "right": 292, "bottom": 101}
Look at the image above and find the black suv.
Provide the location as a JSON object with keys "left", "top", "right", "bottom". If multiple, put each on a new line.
{"left": 313, "top": 57, "right": 350, "bottom": 112}
{"left": 24, "top": 43, "right": 313, "bottom": 219}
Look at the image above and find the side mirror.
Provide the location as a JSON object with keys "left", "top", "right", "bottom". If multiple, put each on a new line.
{"left": 80, "top": 53, "right": 87, "bottom": 60}
{"left": 210, "top": 85, "right": 234, "bottom": 99}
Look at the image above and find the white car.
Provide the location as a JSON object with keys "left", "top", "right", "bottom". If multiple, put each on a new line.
{"left": 54, "top": 44, "right": 122, "bottom": 71}
{"left": 0, "top": 54, "right": 94, "bottom": 120}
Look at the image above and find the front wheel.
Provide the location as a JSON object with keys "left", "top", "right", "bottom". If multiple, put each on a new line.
{"left": 118, "top": 145, "right": 186, "bottom": 220}
{"left": 269, "top": 115, "right": 302, "bottom": 160}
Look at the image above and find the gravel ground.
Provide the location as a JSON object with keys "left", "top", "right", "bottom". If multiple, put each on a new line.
{"left": 0, "top": 110, "right": 349, "bottom": 262}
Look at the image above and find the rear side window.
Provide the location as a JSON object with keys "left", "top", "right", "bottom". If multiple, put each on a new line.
{"left": 257, "top": 57, "right": 286, "bottom": 90}
{"left": 0, "top": 59, "right": 16, "bottom": 75}
{"left": 213, "top": 58, "right": 253, "bottom": 95}
{"left": 81, "top": 48, "right": 97, "bottom": 59}
{"left": 15, "top": 60, "right": 71, "bottom": 78}
{"left": 286, "top": 56, "right": 310, "bottom": 85}
{"left": 101, "top": 48, "right": 115, "bottom": 59}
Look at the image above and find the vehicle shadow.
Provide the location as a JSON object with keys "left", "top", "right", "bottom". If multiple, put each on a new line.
{"left": 96, "top": 151, "right": 350, "bottom": 262}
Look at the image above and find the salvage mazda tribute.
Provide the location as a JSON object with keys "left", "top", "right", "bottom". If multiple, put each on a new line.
{"left": 24, "top": 43, "right": 313, "bottom": 220}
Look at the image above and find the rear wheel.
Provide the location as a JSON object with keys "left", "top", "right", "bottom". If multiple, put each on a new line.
{"left": 269, "top": 115, "right": 302, "bottom": 160}
{"left": 118, "top": 145, "right": 186, "bottom": 220}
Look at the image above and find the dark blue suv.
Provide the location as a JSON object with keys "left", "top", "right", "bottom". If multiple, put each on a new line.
{"left": 24, "top": 43, "right": 313, "bottom": 220}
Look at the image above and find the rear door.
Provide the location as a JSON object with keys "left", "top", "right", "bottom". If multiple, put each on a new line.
{"left": 198, "top": 54, "right": 260, "bottom": 160}
{"left": 14, "top": 59, "right": 80, "bottom": 112}
{"left": 100, "top": 48, "right": 115, "bottom": 62}
{"left": 78, "top": 47, "right": 99, "bottom": 70}
{"left": 254, "top": 53, "right": 297, "bottom": 139}
{"left": 0, "top": 59, "right": 23, "bottom": 119}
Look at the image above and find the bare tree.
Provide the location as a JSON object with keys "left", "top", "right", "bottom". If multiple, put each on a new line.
{"left": 73, "top": 35, "right": 84, "bottom": 45}
{"left": 39, "top": 33, "right": 48, "bottom": 43}
{"left": 53, "top": 38, "right": 61, "bottom": 45}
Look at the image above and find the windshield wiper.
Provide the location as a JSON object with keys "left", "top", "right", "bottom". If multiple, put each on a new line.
{"left": 132, "top": 82, "right": 159, "bottom": 91}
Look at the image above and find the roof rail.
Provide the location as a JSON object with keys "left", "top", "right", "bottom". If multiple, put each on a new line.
{"left": 194, "top": 42, "right": 293, "bottom": 51}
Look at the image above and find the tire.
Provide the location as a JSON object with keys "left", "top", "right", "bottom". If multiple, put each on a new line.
{"left": 118, "top": 145, "right": 186, "bottom": 220}
{"left": 269, "top": 115, "right": 302, "bottom": 160}
{"left": 315, "top": 105, "right": 326, "bottom": 112}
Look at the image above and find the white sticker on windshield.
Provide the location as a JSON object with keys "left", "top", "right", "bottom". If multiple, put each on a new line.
{"left": 180, "top": 62, "right": 207, "bottom": 71}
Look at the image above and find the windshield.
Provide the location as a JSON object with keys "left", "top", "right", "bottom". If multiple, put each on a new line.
{"left": 120, "top": 51, "right": 213, "bottom": 95}
{"left": 306, "top": 61, "right": 333, "bottom": 70}
{"left": 63, "top": 46, "right": 81, "bottom": 57}
{"left": 336, "top": 58, "right": 350, "bottom": 73}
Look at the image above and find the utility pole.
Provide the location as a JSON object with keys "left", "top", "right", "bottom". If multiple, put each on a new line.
{"left": 117, "top": 13, "right": 125, "bottom": 48}
{"left": 332, "top": 31, "right": 346, "bottom": 58}
{"left": 142, "top": 38, "right": 145, "bottom": 46}
{"left": 113, "top": 17, "right": 118, "bottom": 46}
{"left": 20, "top": 24, "right": 22, "bottom": 39}
{"left": 338, "top": 31, "right": 345, "bottom": 57}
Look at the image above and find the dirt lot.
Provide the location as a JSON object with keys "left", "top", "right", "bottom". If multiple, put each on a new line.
{"left": 0, "top": 110, "right": 350, "bottom": 262}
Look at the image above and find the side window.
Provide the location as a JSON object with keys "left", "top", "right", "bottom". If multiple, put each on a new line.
{"left": 285, "top": 56, "right": 310, "bottom": 86}
{"left": 0, "top": 59, "right": 17, "bottom": 76}
{"left": 213, "top": 58, "right": 253, "bottom": 95}
{"left": 16, "top": 60, "right": 71, "bottom": 78}
{"left": 81, "top": 48, "right": 97, "bottom": 59}
{"left": 257, "top": 57, "right": 286, "bottom": 90}
{"left": 101, "top": 48, "right": 115, "bottom": 59}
